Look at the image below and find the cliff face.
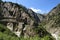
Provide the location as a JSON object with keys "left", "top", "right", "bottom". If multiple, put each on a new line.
{"left": 0, "top": 2, "right": 45, "bottom": 37}
{"left": 0, "top": 2, "right": 41, "bottom": 23}
{"left": 43, "top": 4, "right": 60, "bottom": 40}
{"left": 0, "top": 1, "right": 57, "bottom": 40}
{"left": 46, "top": 4, "right": 60, "bottom": 33}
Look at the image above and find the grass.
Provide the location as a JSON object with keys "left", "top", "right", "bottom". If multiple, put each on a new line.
{"left": 0, "top": 23, "right": 55, "bottom": 40}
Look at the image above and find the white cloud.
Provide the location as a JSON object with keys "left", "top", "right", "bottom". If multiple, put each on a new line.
{"left": 30, "top": 7, "right": 47, "bottom": 14}
{"left": 30, "top": 7, "right": 42, "bottom": 13}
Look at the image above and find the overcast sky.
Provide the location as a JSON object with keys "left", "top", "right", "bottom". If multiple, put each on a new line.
{"left": 2, "top": 0, "right": 60, "bottom": 14}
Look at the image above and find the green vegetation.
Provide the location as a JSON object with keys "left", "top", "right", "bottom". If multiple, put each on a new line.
{"left": 0, "top": 1, "right": 55, "bottom": 40}
{"left": 0, "top": 23, "right": 54, "bottom": 40}
{"left": 0, "top": 32, "right": 54, "bottom": 40}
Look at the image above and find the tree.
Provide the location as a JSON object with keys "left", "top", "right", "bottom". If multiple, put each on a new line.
{"left": 0, "top": 0, "right": 2, "bottom": 3}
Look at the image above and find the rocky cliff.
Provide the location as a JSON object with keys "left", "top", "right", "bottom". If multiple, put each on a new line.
{"left": 0, "top": 1, "right": 48, "bottom": 38}
{"left": 0, "top": 0, "right": 58, "bottom": 40}
{"left": 42, "top": 4, "right": 60, "bottom": 40}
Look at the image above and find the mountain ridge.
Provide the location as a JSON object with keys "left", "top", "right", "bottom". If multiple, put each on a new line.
{"left": 0, "top": 1, "right": 51, "bottom": 39}
{"left": 0, "top": 0, "right": 60, "bottom": 40}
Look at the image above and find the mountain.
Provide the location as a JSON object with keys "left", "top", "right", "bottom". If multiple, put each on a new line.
{"left": 0, "top": 1, "right": 55, "bottom": 40}
{"left": 0, "top": 1, "right": 40, "bottom": 37}
{"left": 42, "top": 4, "right": 60, "bottom": 40}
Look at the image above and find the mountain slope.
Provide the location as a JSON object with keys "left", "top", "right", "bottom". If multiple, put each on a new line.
{"left": 46, "top": 4, "right": 60, "bottom": 33}
{"left": 0, "top": 1, "right": 40, "bottom": 37}
{"left": 0, "top": 1, "right": 55, "bottom": 40}
{"left": 42, "top": 4, "right": 60, "bottom": 40}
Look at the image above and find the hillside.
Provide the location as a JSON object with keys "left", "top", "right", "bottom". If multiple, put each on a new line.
{"left": 0, "top": 0, "right": 55, "bottom": 40}
{"left": 41, "top": 4, "right": 60, "bottom": 40}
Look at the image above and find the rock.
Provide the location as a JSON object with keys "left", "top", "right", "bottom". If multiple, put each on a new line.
{"left": 7, "top": 22, "right": 13, "bottom": 31}
{"left": 0, "top": 2, "right": 44, "bottom": 37}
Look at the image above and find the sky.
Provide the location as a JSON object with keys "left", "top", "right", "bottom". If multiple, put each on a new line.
{"left": 2, "top": 0, "right": 60, "bottom": 14}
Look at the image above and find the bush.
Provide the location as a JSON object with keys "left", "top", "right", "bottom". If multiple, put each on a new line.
{"left": 0, "top": 23, "right": 54, "bottom": 40}
{"left": 41, "top": 35, "right": 54, "bottom": 40}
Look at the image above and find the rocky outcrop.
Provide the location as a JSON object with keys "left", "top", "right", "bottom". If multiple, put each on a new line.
{"left": 0, "top": 1, "right": 54, "bottom": 38}
{"left": 0, "top": 2, "right": 41, "bottom": 37}
{"left": 44, "top": 4, "right": 60, "bottom": 40}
